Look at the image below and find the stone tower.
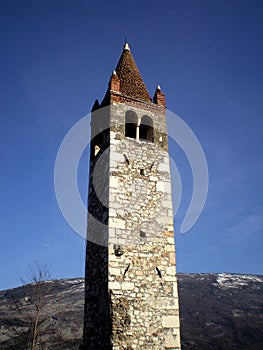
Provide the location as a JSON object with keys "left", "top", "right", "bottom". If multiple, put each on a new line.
{"left": 83, "top": 43, "right": 181, "bottom": 350}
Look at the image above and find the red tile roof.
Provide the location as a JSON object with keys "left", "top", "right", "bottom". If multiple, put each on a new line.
{"left": 115, "top": 45, "right": 152, "bottom": 102}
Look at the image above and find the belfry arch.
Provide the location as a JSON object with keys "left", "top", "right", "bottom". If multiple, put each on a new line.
{"left": 139, "top": 115, "right": 154, "bottom": 142}
{"left": 125, "top": 110, "right": 138, "bottom": 139}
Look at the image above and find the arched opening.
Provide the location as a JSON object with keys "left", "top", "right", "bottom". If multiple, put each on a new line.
{"left": 125, "top": 111, "right": 137, "bottom": 139}
{"left": 140, "top": 115, "right": 154, "bottom": 142}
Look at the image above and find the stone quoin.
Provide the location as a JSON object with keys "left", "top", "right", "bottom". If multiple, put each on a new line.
{"left": 83, "top": 43, "right": 181, "bottom": 350}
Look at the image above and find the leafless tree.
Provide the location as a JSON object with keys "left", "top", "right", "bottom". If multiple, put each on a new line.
{"left": 9, "top": 261, "right": 53, "bottom": 350}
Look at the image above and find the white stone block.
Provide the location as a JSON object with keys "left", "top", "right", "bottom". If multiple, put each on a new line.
{"left": 173, "top": 284, "right": 178, "bottom": 298}
{"left": 109, "top": 281, "right": 121, "bottom": 290}
{"left": 166, "top": 266, "right": 176, "bottom": 275}
{"left": 162, "top": 315, "right": 180, "bottom": 328}
{"left": 109, "top": 267, "right": 120, "bottom": 275}
{"left": 109, "top": 238, "right": 118, "bottom": 245}
{"left": 121, "top": 282, "right": 134, "bottom": 290}
{"left": 109, "top": 208, "right": 117, "bottom": 217}
{"left": 165, "top": 330, "right": 180, "bottom": 348}
{"left": 164, "top": 182, "right": 172, "bottom": 193}
{"left": 157, "top": 216, "right": 172, "bottom": 227}
{"left": 163, "top": 200, "right": 173, "bottom": 209}
{"left": 164, "top": 156, "right": 170, "bottom": 164}
{"left": 110, "top": 131, "right": 116, "bottom": 139}
{"left": 173, "top": 297, "right": 179, "bottom": 309}
{"left": 158, "top": 162, "right": 170, "bottom": 172}
{"left": 108, "top": 217, "right": 126, "bottom": 229}
{"left": 109, "top": 227, "right": 115, "bottom": 235}
{"left": 165, "top": 244, "right": 175, "bottom": 252}
{"left": 156, "top": 181, "right": 171, "bottom": 194}
{"left": 167, "top": 237, "right": 175, "bottom": 244}
{"left": 149, "top": 175, "right": 158, "bottom": 182}
{"left": 110, "top": 151, "right": 125, "bottom": 162}
{"left": 156, "top": 181, "right": 164, "bottom": 192}
{"left": 165, "top": 275, "right": 176, "bottom": 282}
{"left": 111, "top": 138, "right": 120, "bottom": 145}
{"left": 110, "top": 176, "right": 119, "bottom": 189}
{"left": 110, "top": 160, "right": 117, "bottom": 168}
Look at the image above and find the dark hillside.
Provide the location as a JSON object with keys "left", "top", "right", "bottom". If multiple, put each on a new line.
{"left": 0, "top": 273, "right": 262, "bottom": 349}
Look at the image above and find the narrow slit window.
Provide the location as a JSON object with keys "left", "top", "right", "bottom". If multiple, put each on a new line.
{"left": 156, "top": 267, "right": 162, "bottom": 278}
{"left": 123, "top": 264, "right": 130, "bottom": 277}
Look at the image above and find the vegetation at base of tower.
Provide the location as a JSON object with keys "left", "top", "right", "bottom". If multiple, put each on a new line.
{"left": 5, "top": 261, "right": 53, "bottom": 350}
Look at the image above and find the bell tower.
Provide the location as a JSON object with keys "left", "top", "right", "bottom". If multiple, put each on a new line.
{"left": 83, "top": 43, "right": 181, "bottom": 350}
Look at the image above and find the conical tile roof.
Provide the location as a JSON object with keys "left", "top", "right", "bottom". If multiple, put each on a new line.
{"left": 115, "top": 44, "right": 152, "bottom": 102}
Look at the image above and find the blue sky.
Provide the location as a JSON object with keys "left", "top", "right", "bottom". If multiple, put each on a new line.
{"left": 0, "top": 0, "right": 262, "bottom": 290}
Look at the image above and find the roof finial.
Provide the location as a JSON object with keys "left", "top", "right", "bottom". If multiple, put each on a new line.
{"left": 124, "top": 41, "right": 130, "bottom": 51}
{"left": 157, "top": 84, "right": 161, "bottom": 90}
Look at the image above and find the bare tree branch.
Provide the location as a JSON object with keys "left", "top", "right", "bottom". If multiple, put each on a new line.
{"left": 7, "top": 261, "right": 53, "bottom": 350}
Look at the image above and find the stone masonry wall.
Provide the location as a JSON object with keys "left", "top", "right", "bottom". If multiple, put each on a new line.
{"left": 84, "top": 103, "right": 181, "bottom": 349}
{"left": 108, "top": 103, "right": 181, "bottom": 349}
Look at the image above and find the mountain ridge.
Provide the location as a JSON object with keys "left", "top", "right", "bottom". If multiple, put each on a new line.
{"left": 0, "top": 273, "right": 262, "bottom": 349}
